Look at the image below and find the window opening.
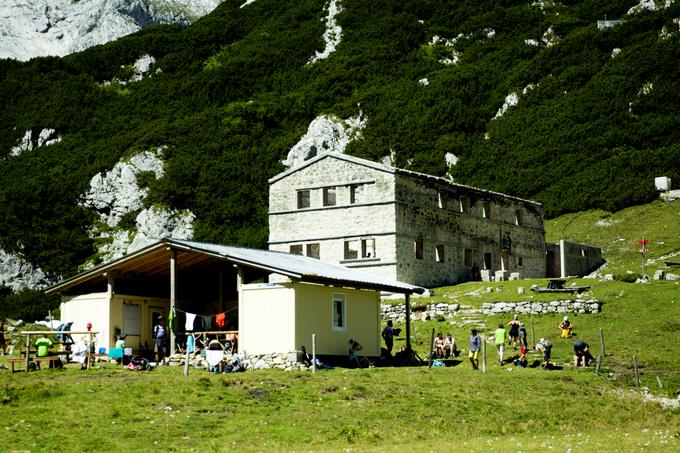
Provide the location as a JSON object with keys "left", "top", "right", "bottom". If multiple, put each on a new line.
{"left": 306, "top": 243, "right": 320, "bottom": 259}
{"left": 323, "top": 187, "right": 336, "bottom": 206}
{"left": 332, "top": 293, "right": 346, "bottom": 331}
{"left": 289, "top": 244, "right": 303, "bottom": 255}
{"left": 344, "top": 240, "right": 359, "bottom": 260}
{"left": 297, "top": 190, "right": 310, "bottom": 209}
{"left": 515, "top": 209, "right": 523, "bottom": 225}
{"left": 361, "top": 239, "right": 375, "bottom": 258}
{"left": 482, "top": 201, "right": 491, "bottom": 218}
{"left": 415, "top": 239, "right": 424, "bottom": 260}
{"left": 460, "top": 196, "right": 470, "bottom": 213}
{"left": 436, "top": 245, "right": 445, "bottom": 263}
{"left": 464, "top": 249, "right": 473, "bottom": 267}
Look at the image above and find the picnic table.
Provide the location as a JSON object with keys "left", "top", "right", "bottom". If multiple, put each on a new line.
{"left": 531, "top": 278, "right": 591, "bottom": 294}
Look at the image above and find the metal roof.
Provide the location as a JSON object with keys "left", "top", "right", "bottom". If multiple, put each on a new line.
{"left": 46, "top": 238, "right": 424, "bottom": 295}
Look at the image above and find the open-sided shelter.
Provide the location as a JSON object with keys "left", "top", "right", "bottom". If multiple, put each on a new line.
{"left": 46, "top": 239, "right": 423, "bottom": 358}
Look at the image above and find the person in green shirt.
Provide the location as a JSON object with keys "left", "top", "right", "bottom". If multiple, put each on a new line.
{"left": 36, "top": 335, "right": 52, "bottom": 357}
{"left": 494, "top": 323, "right": 507, "bottom": 365}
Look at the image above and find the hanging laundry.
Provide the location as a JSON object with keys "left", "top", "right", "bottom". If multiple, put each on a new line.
{"left": 185, "top": 313, "right": 197, "bottom": 331}
{"left": 168, "top": 308, "right": 175, "bottom": 330}
{"left": 186, "top": 335, "right": 195, "bottom": 354}
{"left": 202, "top": 315, "right": 213, "bottom": 330}
{"left": 215, "top": 312, "right": 226, "bottom": 328}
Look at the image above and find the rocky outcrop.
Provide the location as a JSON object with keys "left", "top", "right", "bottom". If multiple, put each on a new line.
{"left": 307, "top": 0, "right": 343, "bottom": 64}
{"left": 10, "top": 129, "right": 62, "bottom": 157}
{"left": 0, "top": 0, "right": 225, "bottom": 61}
{"left": 0, "top": 249, "right": 50, "bottom": 291}
{"left": 80, "top": 148, "right": 195, "bottom": 263}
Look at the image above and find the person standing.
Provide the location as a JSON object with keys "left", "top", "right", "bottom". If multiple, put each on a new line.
{"left": 381, "top": 320, "right": 395, "bottom": 356}
{"left": 153, "top": 316, "right": 167, "bottom": 364}
{"left": 536, "top": 338, "right": 553, "bottom": 369}
{"left": 507, "top": 314, "right": 521, "bottom": 349}
{"left": 517, "top": 323, "right": 528, "bottom": 367}
{"left": 468, "top": 328, "right": 481, "bottom": 370}
{"left": 494, "top": 323, "right": 507, "bottom": 365}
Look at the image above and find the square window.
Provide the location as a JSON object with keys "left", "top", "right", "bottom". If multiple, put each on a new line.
{"left": 332, "top": 293, "right": 346, "bottom": 331}
{"left": 464, "top": 249, "right": 473, "bottom": 267}
{"left": 460, "top": 196, "right": 470, "bottom": 213}
{"left": 515, "top": 209, "right": 524, "bottom": 225}
{"left": 323, "top": 187, "right": 336, "bottom": 206}
{"left": 297, "top": 190, "right": 310, "bottom": 209}
{"left": 344, "top": 240, "right": 359, "bottom": 260}
{"left": 484, "top": 252, "right": 492, "bottom": 270}
{"left": 517, "top": 256, "right": 524, "bottom": 267}
{"left": 289, "top": 244, "right": 303, "bottom": 255}
{"left": 436, "top": 245, "right": 445, "bottom": 263}
{"left": 415, "top": 239, "right": 424, "bottom": 260}
{"left": 306, "top": 243, "right": 320, "bottom": 259}
{"left": 361, "top": 238, "right": 375, "bottom": 258}
{"left": 482, "top": 201, "right": 491, "bottom": 218}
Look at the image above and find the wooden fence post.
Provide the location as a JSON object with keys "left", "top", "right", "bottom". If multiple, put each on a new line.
{"left": 481, "top": 335, "right": 487, "bottom": 374}
{"left": 595, "top": 355, "right": 602, "bottom": 376}
{"left": 312, "top": 334, "right": 317, "bottom": 374}
{"left": 25, "top": 334, "right": 31, "bottom": 372}
{"left": 184, "top": 345, "right": 190, "bottom": 377}
{"left": 599, "top": 328, "right": 606, "bottom": 357}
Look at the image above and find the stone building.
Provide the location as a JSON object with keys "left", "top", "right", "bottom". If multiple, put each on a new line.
{"left": 269, "top": 153, "right": 547, "bottom": 288}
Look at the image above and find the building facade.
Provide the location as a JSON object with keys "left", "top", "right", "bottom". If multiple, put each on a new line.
{"left": 269, "top": 153, "right": 547, "bottom": 288}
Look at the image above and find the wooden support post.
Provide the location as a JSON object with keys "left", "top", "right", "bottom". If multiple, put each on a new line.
{"left": 87, "top": 332, "right": 93, "bottom": 370}
{"left": 312, "top": 334, "right": 317, "bottom": 374}
{"left": 481, "top": 335, "right": 487, "bottom": 373}
{"left": 405, "top": 294, "right": 412, "bottom": 351}
{"left": 428, "top": 328, "right": 435, "bottom": 369}
{"left": 25, "top": 334, "right": 31, "bottom": 372}
{"left": 595, "top": 355, "right": 602, "bottom": 376}
{"left": 599, "top": 328, "right": 606, "bottom": 357}
{"left": 170, "top": 248, "right": 177, "bottom": 356}
{"left": 184, "top": 346, "right": 190, "bottom": 377}
{"left": 633, "top": 355, "right": 640, "bottom": 387}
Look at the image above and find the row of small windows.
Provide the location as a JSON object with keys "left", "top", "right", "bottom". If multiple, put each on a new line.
{"left": 297, "top": 184, "right": 366, "bottom": 209}
{"left": 438, "top": 192, "right": 525, "bottom": 225}
{"left": 413, "top": 241, "right": 523, "bottom": 267}
{"left": 289, "top": 238, "right": 376, "bottom": 260}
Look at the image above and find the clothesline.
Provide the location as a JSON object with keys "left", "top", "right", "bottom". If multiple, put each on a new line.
{"left": 171, "top": 306, "right": 237, "bottom": 317}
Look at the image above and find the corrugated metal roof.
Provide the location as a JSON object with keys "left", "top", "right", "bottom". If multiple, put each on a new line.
{"left": 46, "top": 238, "right": 424, "bottom": 295}
{"left": 170, "top": 239, "right": 423, "bottom": 294}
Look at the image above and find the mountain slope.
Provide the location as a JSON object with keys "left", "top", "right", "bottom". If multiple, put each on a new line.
{"left": 1, "top": 0, "right": 679, "bottom": 290}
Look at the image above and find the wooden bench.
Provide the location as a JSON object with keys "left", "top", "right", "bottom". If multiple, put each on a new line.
{"left": 33, "top": 356, "right": 62, "bottom": 369}
{"left": 7, "top": 357, "right": 25, "bottom": 373}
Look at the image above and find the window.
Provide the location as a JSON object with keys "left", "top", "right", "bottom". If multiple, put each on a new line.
{"left": 517, "top": 256, "right": 524, "bottom": 267}
{"left": 323, "top": 187, "right": 336, "bottom": 206}
{"left": 436, "top": 245, "right": 445, "bottom": 263}
{"left": 289, "top": 244, "right": 303, "bottom": 255}
{"left": 438, "top": 192, "right": 447, "bottom": 209}
{"left": 297, "top": 190, "right": 310, "bottom": 209}
{"left": 306, "top": 243, "right": 320, "bottom": 259}
{"left": 331, "top": 293, "right": 346, "bottom": 331}
{"left": 349, "top": 185, "right": 358, "bottom": 204}
{"left": 344, "top": 240, "right": 359, "bottom": 260}
{"left": 361, "top": 238, "right": 375, "bottom": 258}
{"left": 484, "top": 252, "right": 492, "bottom": 270}
{"left": 459, "top": 196, "right": 470, "bottom": 213}
{"left": 415, "top": 239, "right": 424, "bottom": 260}
{"left": 581, "top": 248, "right": 589, "bottom": 257}
{"left": 482, "top": 201, "right": 491, "bottom": 219}
{"left": 123, "top": 303, "right": 141, "bottom": 336}
{"left": 464, "top": 249, "right": 473, "bottom": 267}
{"left": 515, "top": 209, "right": 523, "bottom": 225}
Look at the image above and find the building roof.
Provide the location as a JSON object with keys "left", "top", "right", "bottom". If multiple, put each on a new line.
{"left": 269, "top": 152, "right": 542, "bottom": 207}
{"left": 46, "top": 238, "right": 424, "bottom": 295}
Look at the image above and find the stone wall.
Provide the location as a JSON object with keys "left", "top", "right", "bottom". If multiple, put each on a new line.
{"left": 381, "top": 303, "right": 460, "bottom": 322}
{"left": 481, "top": 299, "right": 602, "bottom": 315}
{"left": 171, "top": 351, "right": 311, "bottom": 371}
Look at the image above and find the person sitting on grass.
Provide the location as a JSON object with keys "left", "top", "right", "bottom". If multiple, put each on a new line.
{"left": 559, "top": 316, "right": 573, "bottom": 339}
{"left": 444, "top": 333, "right": 457, "bottom": 358}
{"left": 494, "top": 323, "right": 507, "bottom": 365}
{"left": 535, "top": 338, "right": 553, "bottom": 369}
{"left": 433, "top": 332, "right": 446, "bottom": 358}
{"left": 573, "top": 340, "right": 593, "bottom": 367}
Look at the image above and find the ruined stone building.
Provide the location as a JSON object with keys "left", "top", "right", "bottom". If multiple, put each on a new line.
{"left": 269, "top": 153, "right": 547, "bottom": 288}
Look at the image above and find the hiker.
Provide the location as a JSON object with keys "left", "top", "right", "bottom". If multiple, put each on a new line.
{"left": 153, "top": 316, "right": 167, "bottom": 364}
{"left": 559, "top": 316, "right": 573, "bottom": 339}
{"left": 468, "top": 328, "right": 481, "bottom": 370}
{"left": 381, "top": 320, "right": 395, "bottom": 356}
{"left": 444, "top": 333, "right": 457, "bottom": 358}
{"left": 81, "top": 322, "right": 97, "bottom": 369}
{"left": 494, "top": 322, "right": 507, "bottom": 365}
{"left": 507, "top": 314, "right": 521, "bottom": 349}
{"left": 0, "top": 318, "right": 6, "bottom": 355}
{"left": 55, "top": 321, "right": 74, "bottom": 350}
{"left": 433, "top": 332, "right": 446, "bottom": 358}
{"left": 573, "top": 340, "right": 593, "bottom": 367}
{"left": 516, "top": 323, "right": 528, "bottom": 367}
{"left": 36, "top": 334, "right": 52, "bottom": 357}
{"left": 349, "top": 339, "right": 368, "bottom": 368}
{"left": 535, "top": 338, "right": 553, "bottom": 369}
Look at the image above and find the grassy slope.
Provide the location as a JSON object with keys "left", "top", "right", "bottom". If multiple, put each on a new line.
{"left": 2, "top": 201, "right": 680, "bottom": 451}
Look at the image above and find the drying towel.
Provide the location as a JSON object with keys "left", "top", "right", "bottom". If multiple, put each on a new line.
{"left": 185, "top": 313, "right": 197, "bottom": 331}
{"left": 186, "top": 335, "right": 195, "bottom": 354}
{"left": 216, "top": 313, "right": 226, "bottom": 328}
{"left": 205, "top": 350, "right": 224, "bottom": 367}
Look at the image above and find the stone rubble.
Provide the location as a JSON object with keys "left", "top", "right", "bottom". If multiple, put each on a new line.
{"left": 168, "top": 351, "right": 310, "bottom": 372}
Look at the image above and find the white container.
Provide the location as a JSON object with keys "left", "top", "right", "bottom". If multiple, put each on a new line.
{"left": 655, "top": 176, "right": 671, "bottom": 191}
